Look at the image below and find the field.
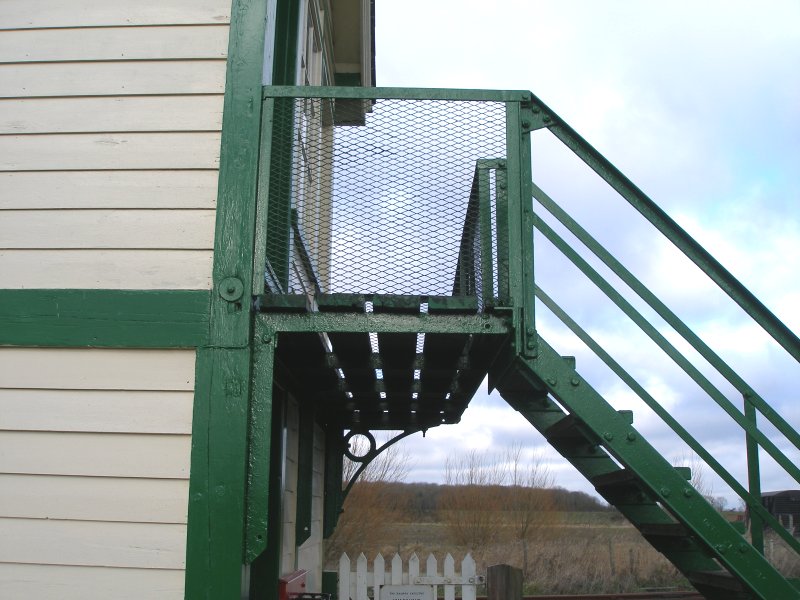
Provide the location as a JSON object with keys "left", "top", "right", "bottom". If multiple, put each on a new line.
{"left": 325, "top": 510, "right": 800, "bottom": 595}
{"left": 327, "top": 511, "right": 690, "bottom": 595}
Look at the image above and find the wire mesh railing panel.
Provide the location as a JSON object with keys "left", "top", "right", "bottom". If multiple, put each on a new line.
{"left": 265, "top": 95, "right": 507, "bottom": 296}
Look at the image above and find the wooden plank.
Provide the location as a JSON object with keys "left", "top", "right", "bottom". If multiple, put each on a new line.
{"left": 0, "top": 96, "right": 223, "bottom": 134}
{"left": 0, "top": 209, "right": 216, "bottom": 249}
{"left": 0, "top": 431, "right": 191, "bottom": 478}
{"left": 0, "top": 518, "right": 187, "bottom": 569}
{"left": 0, "top": 564, "right": 184, "bottom": 600}
{"left": 0, "top": 348, "right": 196, "bottom": 390}
{"left": 0, "top": 132, "right": 221, "bottom": 170}
{"left": 0, "top": 289, "right": 210, "bottom": 348}
{"left": 1, "top": 0, "right": 231, "bottom": 29}
{"left": 318, "top": 297, "right": 380, "bottom": 404}
{"left": 0, "top": 26, "right": 230, "bottom": 63}
{"left": 0, "top": 170, "right": 219, "bottom": 209}
{"left": 0, "top": 249, "right": 213, "bottom": 289}
{"left": 0, "top": 61, "right": 226, "bottom": 98}
{"left": 0, "top": 389, "right": 193, "bottom": 434}
{"left": 373, "top": 297, "right": 419, "bottom": 403}
{"left": 0, "top": 474, "right": 189, "bottom": 523}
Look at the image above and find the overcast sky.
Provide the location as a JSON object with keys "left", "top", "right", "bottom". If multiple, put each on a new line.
{"left": 370, "top": 0, "right": 800, "bottom": 505}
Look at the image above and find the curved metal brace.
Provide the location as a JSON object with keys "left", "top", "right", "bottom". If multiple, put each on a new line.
{"left": 341, "top": 428, "right": 421, "bottom": 501}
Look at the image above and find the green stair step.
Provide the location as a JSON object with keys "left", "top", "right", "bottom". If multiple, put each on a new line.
{"left": 688, "top": 571, "right": 750, "bottom": 600}
{"left": 639, "top": 522, "right": 688, "bottom": 537}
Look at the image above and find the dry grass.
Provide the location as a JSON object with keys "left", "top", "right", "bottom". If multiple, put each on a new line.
{"left": 326, "top": 514, "right": 693, "bottom": 594}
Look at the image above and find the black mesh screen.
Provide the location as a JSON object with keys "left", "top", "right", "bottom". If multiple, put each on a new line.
{"left": 264, "top": 96, "right": 507, "bottom": 297}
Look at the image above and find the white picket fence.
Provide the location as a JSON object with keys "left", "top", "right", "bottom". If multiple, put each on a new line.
{"left": 338, "top": 552, "right": 482, "bottom": 600}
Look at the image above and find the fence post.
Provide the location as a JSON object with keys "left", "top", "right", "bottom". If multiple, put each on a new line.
{"left": 487, "top": 564, "right": 522, "bottom": 600}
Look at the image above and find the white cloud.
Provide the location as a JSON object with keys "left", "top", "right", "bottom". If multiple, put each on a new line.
{"left": 374, "top": 0, "right": 800, "bottom": 505}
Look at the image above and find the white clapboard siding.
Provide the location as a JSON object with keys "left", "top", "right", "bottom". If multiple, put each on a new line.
{"left": 0, "top": 249, "right": 214, "bottom": 289}
{"left": 0, "top": 348, "right": 195, "bottom": 593}
{"left": 0, "top": 96, "right": 223, "bottom": 134}
{"left": 0, "top": 518, "right": 187, "bottom": 569}
{"left": 0, "top": 26, "right": 230, "bottom": 63}
{"left": 0, "top": 209, "right": 216, "bottom": 249}
{"left": 2, "top": 0, "right": 231, "bottom": 29}
{"left": 0, "top": 564, "right": 185, "bottom": 600}
{"left": 297, "top": 424, "right": 326, "bottom": 592}
{"left": 0, "top": 60, "right": 226, "bottom": 98}
{"left": 281, "top": 398, "right": 301, "bottom": 574}
{"left": 0, "top": 171, "right": 218, "bottom": 209}
{"left": 0, "top": 132, "right": 221, "bottom": 170}
{"left": 0, "top": 475, "right": 189, "bottom": 523}
{"left": 0, "top": 348, "right": 195, "bottom": 390}
{"left": 0, "top": 431, "right": 191, "bottom": 478}
{"left": 0, "top": 389, "right": 193, "bottom": 433}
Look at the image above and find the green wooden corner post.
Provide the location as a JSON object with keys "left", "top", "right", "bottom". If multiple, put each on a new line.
{"left": 184, "top": 0, "right": 270, "bottom": 596}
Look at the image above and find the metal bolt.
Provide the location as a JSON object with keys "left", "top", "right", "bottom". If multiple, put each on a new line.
{"left": 660, "top": 487, "right": 671, "bottom": 498}
{"left": 739, "top": 543, "right": 749, "bottom": 553}
{"left": 526, "top": 339, "right": 536, "bottom": 349}
{"left": 626, "top": 431, "right": 636, "bottom": 441}
{"left": 546, "top": 377, "right": 557, "bottom": 386}
{"left": 570, "top": 377, "right": 580, "bottom": 387}
{"left": 262, "top": 335, "right": 272, "bottom": 344}
{"left": 603, "top": 432, "right": 614, "bottom": 442}
{"left": 683, "top": 488, "right": 693, "bottom": 498}
{"left": 526, "top": 327, "right": 535, "bottom": 336}
{"left": 521, "top": 120, "right": 531, "bottom": 129}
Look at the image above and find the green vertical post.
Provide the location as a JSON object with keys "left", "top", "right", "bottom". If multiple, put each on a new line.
{"left": 253, "top": 99, "right": 276, "bottom": 294}
{"left": 245, "top": 332, "right": 277, "bottom": 562}
{"left": 185, "top": 0, "right": 270, "bottom": 596}
{"left": 505, "top": 99, "right": 535, "bottom": 355}
{"left": 745, "top": 393, "right": 765, "bottom": 555}
{"left": 265, "top": 0, "right": 302, "bottom": 290}
{"left": 495, "top": 164, "right": 509, "bottom": 304}
{"left": 477, "top": 164, "right": 494, "bottom": 307}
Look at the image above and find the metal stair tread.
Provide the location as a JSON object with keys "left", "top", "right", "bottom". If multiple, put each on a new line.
{"left": 639, "top": 522, "right": 689, "bottom": 538}
{"left": 688, "top": 570, "right": 744, "bottom": 592}
{"left": 591, "top": 468, "right": 640, "bottom": 489}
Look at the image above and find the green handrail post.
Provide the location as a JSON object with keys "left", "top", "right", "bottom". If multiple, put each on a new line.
{"left": 505, "top": 97, "right": 536, "bottom": 356}
{"left": 745, "top": 393, "right": 765, "bottom": 555}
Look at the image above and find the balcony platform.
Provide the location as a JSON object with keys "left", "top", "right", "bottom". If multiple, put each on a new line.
{"left": 257, "top": 293, "right": 510, "bottom": 430}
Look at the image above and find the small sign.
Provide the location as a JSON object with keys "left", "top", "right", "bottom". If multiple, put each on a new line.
{"left": 379, "top": 585, "right": 434, "bottom": 600}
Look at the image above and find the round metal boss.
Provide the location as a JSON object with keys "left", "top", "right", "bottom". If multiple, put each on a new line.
{"left": 219, "top": 277, "right": 244, "bottom": 301}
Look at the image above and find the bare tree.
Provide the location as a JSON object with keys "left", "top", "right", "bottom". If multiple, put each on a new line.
{"left": 439, "top": 444, "right": 557, "bottom": 578}
{"left": 325, "top": 433, "right": 413, "bottom": 563}
{"left": 439, "top": 449, "right": 508, "bottom": 553}
{"left": 503, "top": 444, "right": 557, "bottom": 580}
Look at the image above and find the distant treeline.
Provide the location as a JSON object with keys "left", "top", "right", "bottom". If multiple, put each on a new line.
{"left": 371, "top": 482, "right": 612, "bottom": 519}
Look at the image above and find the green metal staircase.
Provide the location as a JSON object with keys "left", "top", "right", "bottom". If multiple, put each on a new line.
{"left": 254, "top": 86, "right": 800, "bottom": 600}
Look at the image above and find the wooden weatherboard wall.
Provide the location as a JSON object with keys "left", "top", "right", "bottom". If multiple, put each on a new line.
{"left": 0, "top": 1, "right": 232, "bottom": 598}
{"left": 0, "top": 0, "right": 229, "bottom": 290}
{"left": 0, "top": 348, "right": 195, "bottom": 599}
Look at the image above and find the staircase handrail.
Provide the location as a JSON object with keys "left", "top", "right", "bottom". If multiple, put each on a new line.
{"left": 532, "top": 183, "right": 800, "bottom": 454}
{"left": 527, "top": 92, "right": 800, "bottom": 364}
{"left": 534, "top": 283, "right": 800, "bottom": 556}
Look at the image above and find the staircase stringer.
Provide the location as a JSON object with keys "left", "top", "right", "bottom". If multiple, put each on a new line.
{"left": 493, "top": 336, "right": 799, "bottom": 600}
{"left": 491, "top": 350, "right": 720, "bottom": 577}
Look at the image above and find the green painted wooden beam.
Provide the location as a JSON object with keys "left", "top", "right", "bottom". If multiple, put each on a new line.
{"left": 185, "top": 0, "right": 273, "bottom": 596}
{"left": 264, "top": 85, "right": 531, "bottom": 102}
{"left": 0, "top": 289, "right": 209, "bottom": 347}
